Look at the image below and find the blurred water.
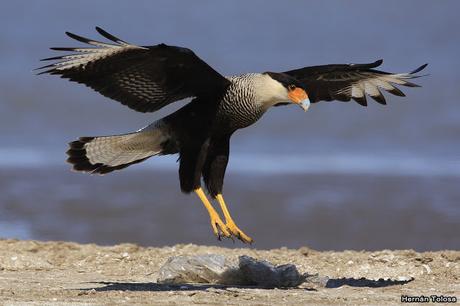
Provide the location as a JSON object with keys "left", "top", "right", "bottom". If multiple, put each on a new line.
{"left": 0, "top": 167, "right": 459, "bottom": 251}
{"left": 0, "top": 1, "right": 459, "bottom": 250}
{"left": 1, "top": 148, "right": 460, "bottom": 177}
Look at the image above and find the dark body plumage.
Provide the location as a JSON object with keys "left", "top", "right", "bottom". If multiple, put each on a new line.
{"left": 38, "top": 28, "right": 427, "bottom": 243}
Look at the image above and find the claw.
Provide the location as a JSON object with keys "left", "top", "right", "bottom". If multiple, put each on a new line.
{"left": 210, "top": 216, "right": 231, "bottom": 240}
{"left": 215, "top": 194, "right": 254, "bottom": 244}
{"left": 225, "top": 221, "right": 253, "bottom": 244}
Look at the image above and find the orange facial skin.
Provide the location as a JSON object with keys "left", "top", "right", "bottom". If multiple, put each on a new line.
{"left": 288, "top": 87, "right": 309, "bottom": 103}
{"left": 288, "top": 87, "right": 310, "bottom": 111}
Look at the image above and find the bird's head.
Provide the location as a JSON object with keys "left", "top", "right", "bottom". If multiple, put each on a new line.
{"left": 263, "top": 72, "right": 310, "bottom": 111}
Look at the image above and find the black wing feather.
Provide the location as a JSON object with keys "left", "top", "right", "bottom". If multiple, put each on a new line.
{"left": 95, "top": 26, "right": 129, "bottom": 45}
{"left": 37, "top": 27, "right": 230, "bottom": 113}
{"left": 284, "top": 60, "right": 427, "bottom": 106}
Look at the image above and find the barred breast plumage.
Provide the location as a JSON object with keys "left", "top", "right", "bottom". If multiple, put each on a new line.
{"left": 215, "top": 73, "right": 268, "bottom": 133}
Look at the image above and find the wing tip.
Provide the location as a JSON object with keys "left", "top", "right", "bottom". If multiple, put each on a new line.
{"left": 370, "top": 92, "right": 387, "bottom": 105}
{"left": 95, "top": 26, "right": 128, "bottom": 44}
{"left": 410, "top": 63, "right": 428, "bottom": 75}
{"left": 350, "top": 59, "right": 383, "bottom": 70}
{"left": 352, "top": 95, "right": 368, "bottom": 107}
{"left": 373, "top": 59, "right": 384, "bottom": 67}
{"left": 388, "top": 87, "right": 406, "bottom": 97}
{"left": 65, "top": 31, "right": 80, "bottom": 41}
{"left": 95, "top": 26, "right": 110, "bottom": 38}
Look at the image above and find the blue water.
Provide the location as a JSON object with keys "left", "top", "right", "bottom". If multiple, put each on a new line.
{"left": 0, "top": 148, "right": 459, "bottom": 177}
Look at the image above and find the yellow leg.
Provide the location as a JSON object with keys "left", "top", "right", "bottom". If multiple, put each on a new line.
{"left": 194, "top": 188, "right": 231, "bottom": 240}
{"left": 216, "top": 194, "right": 253, "bottom": 244}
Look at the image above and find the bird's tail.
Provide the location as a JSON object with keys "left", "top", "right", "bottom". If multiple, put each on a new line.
{"left": 66, "top": 122, "right": 171, "bottom": 174}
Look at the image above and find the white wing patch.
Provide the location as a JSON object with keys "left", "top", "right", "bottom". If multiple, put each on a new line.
{"left": 363, "top": 81, "right": 380, "bottom": 97}
{"left": 40, "top": 44, "right": 145, "bottom": 73}
{"left": 351, "top": 84, "right": 364, "bottom": 98}
{"left": 54, "top": 46, "right": 143, "bottom": 72}
{"left": 370, "top": 78, "right": 395, "bottom": 91}
{"left": 37, "top": 27, "right": 147, "bottom": 73}
{"left": 348, "top": 72, "right": 419, "bottom": 100}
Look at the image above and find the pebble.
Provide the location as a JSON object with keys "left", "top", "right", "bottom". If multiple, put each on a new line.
{"left": 422, "top": 264, "right": 431, "bottom": 274}
{"left": 397, "top": 276, "right": 412, "bottom": 281}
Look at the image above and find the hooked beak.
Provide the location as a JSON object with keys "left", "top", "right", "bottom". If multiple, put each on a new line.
{"left": 288, "top": 87, "right": 310, "bottom": 112}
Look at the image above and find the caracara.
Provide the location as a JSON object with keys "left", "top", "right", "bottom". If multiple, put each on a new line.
{"left": 38, "top": 28, "right": 427, "bottom": 243}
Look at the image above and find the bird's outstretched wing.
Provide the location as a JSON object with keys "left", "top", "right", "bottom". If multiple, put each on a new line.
{"left": 283, "top": 60, "right": 427, "bottom": 106}
{"left": 37, "top": 27, "right": 231, "bottom": 113}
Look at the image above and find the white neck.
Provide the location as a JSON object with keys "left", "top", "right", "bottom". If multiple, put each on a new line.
{"left": 251, "top": 73, "right": 290, "bottom": 109}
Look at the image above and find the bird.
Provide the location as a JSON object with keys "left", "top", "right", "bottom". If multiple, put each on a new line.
{"left": 38, "top": 27, "right": 427, "bottom": 244}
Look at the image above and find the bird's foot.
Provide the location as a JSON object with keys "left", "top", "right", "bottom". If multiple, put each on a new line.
{"left": 214, "top": 194, "right": 254, "bottom": 244}
{"left": 225, "top": 221, "right": 253, "bottom": 244}
{"left": 209, "top": 211, "right": 232, "bottom": 240}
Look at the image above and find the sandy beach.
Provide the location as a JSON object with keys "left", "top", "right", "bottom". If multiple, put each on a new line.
{"left": 0, "top": 239, "right": 458, "bottom": 305}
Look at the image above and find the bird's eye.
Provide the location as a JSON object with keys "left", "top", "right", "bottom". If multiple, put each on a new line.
{"left": 288, "top": 84, "right": 296, "bottom": 91}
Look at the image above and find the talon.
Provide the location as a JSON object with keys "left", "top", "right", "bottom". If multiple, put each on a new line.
{"left": 226, "top": 221, "right": 253, "bottom": 244}
{"left": 215, "top": 194, "right": 254, "bottom": 244}
{"left": 210, "top": 216, "right": 231, "bottom": 239}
